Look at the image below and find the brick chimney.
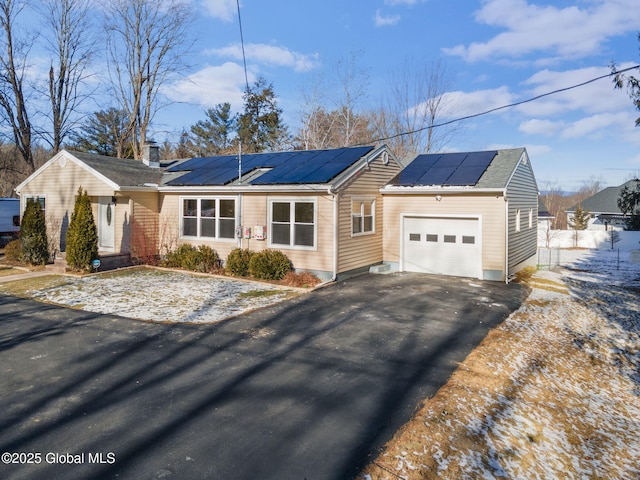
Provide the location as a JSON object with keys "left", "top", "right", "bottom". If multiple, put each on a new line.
{"left": 142, "top": 142, "right": 160, "bottom": 168}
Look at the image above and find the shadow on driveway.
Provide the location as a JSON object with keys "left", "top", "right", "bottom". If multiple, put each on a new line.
{"left": 0, "top": 273, "right": 526, "bottom": 480}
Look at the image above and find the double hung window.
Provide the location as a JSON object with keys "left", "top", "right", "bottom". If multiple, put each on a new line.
{"left": 182, "top": 198, "right": 235, "bottom": 239}
{"left": 352, "top": 198, "right": 375, "bottom": 235}
{"left": 270, "top": 200, "right": 316, "bottom": 248}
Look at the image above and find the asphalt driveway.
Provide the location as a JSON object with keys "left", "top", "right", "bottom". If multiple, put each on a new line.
{"left": 0, "top": 272, "right": 526, "bottom": 480}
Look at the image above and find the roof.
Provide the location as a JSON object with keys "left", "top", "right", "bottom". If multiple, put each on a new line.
{"left": 386, "top": 148, "right": 527, "bottom": 190}
{"left": 164, "top": 146, "right": 375, "bottom": 186}
{"left": 538, "top": 197, "right": 553, "bottom": 218}
{"left": 69, "top": 150, "right": 164, "bottom": 187}
{"left": 566, "top": 179, "right": 640, "bottom": 214}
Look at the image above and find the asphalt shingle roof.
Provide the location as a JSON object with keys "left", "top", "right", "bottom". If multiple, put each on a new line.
{"left": 567, "top": 179, "right": 640, "bottom": 214}
{"left": 69, "top": 150, "right": 164, "bottom": 187}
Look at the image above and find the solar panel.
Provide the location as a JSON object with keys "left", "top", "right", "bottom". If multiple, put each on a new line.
{"left": 392, "top": 151, "right": 497, "bottom": 186}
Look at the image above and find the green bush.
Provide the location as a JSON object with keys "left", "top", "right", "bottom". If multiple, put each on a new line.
{"left": 65, "top": 187, "right": 98, "bottom": 271}
{"left": 226, "top": 248, "right": 255, "bottom": 276}
{"left": 21, "top": 198, "right": 49, "bottom": 265}
{"left": 164, "top": 244, "right": 221, "bottom": 273}
{"left": 248, "top": 249, "right": 292, "bottom": 280}
{"left": 4, "top": 239, "right": 22, "bottom": 262}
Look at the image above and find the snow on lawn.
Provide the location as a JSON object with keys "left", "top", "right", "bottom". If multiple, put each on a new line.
{"left": 363, "top": 248, "right": 640, "bottom": 479}
{"left": 31, "top": 268, "right": 296, "bottom": 323}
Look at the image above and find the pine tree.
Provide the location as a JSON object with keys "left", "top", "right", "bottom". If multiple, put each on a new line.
{"left": 65, "top": 187, "right": 98, "bottom": 271}
{"left": 568, "top": 205, "right": 590, "bottom": 247}
{"left": 20, "top": 198, "right": 49, "bottom": 265}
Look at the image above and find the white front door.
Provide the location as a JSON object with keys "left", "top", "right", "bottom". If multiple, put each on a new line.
{"left": 98, "top": 197, "right": 115, "bottom": 251}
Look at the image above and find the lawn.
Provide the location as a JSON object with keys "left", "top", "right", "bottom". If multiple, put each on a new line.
{"left": 0, "top": 267, "right": 299, "bottom": 323}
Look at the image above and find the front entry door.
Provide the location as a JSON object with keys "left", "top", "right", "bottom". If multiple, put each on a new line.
{"left": 98, "top": 196, "right": 115, "bottom": 251}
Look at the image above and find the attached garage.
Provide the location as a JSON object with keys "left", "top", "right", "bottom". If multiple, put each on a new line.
{"left": 402, "top": 215, "right": 481, "bottom": 278}
{"left": 382, "top": 148, "right": 539, "bottom": 282}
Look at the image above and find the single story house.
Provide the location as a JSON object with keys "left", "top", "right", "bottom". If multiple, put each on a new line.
{"left": 566, "top": 179, "right": 640, "bottom": 231}
{"left": 15, "top": 145, "right": 538, "bottom": 282}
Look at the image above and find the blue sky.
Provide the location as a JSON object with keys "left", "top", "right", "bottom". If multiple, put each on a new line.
{"left": 153, "top": 0, "right": 640, "bottom": 191}
{"left": 151, "top": 0, "right": 640, "bottom": 190}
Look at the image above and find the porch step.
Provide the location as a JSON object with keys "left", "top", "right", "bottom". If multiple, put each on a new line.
{"left": 369, "top": 263, "right": 391, "bottom": 274}
{"left": 46, "top": 258, "right": 68, "bottom": 274}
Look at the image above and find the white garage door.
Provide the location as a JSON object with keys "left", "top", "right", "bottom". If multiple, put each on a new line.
{"left": 402, "top": 216, "right": 481, "bottom": 278}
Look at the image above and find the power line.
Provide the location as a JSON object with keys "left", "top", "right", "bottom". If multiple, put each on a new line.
{"left": 236, "top": 0, "right": 250, "bottom": 94}
{"left": 360, "top": 64, "right": 640, "bottom": 146}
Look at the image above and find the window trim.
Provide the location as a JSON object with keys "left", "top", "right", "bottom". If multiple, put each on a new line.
{"left": 179, "top": 196, "right": 237, "bottom": 241}
{"left": 351, "top": 196, "right": 376, "bottom": 237}
{"left": 268, "top": 197, "right": 318, "bottom": 251}
{"left": 22, "top": 194, "right": 46, "bottom": 215}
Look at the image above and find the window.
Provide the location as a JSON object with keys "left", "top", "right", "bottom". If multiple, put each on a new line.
{"left": 529, "top": 208, "right": 533, "bottom": 229}
{"left": 181, "top": 198, "right": 236, "bottom": 240}
{"left": 352, "top": 198, "right": 375, "bottom": 235}
{"left": 515, "top": 209, "right": 521, "bottom": 232}
{"left": 24, "top": 195, "right": 45, "bottom": 212}
{"left": 462, "top": 236, "right": 475, "bottom": 244}
{"left": 270, "top": 199, "right": 316, "bottom": 248}
{"left": 409, "top": 233, "right": 421, "bottom": 241}
{"left": 444, "top": 235, "right": 456, "bottom": 243}
{"left": 426, "top": 234, "right": 438, "bottom": 242}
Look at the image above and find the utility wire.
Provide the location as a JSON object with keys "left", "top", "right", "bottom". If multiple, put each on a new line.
{"left": 359, "top": 64, "right": 640, "bottom": 146}
{"left": 236, "top": 0, "right": 250, "bottom": 95}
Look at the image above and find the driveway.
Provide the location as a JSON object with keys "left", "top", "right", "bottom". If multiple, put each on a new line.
{"left": 0, "top": 273, "right": 526, "bottom": 480}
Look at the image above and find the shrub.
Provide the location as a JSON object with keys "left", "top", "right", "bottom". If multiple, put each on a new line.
{"left": 164, "top": 244, "right": 221, "bottom": 273}
{"left": 248, "top": 249, "right": 292, "bottom": 280}
{"left": 226, "top": 248, "right": 255, "bottom": 276}
{"left": 21, "top": 198, "right": 49, "bottom": 265}
{"left": 65, "top": 187, "right": 98, "bottom": 271}
{"left": 4, "top": 239, "right": 22, "bottom": 262}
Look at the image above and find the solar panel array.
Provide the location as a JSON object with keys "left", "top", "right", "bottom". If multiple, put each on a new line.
{"left": 165, "top": 146, "right": 375, "bottom": 186}
{"left": 393, "top": 151, "right": 497, "bottom": 187}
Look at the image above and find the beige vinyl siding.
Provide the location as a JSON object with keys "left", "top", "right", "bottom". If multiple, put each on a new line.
{"left": 336, "top": 159, "right": 401, "bottom": 274}
{"left": 19, "top": 154, "right": 117, "bottom": 254}
{"left": 160, "top": 192, "right": 335, "bottom": 274}
{"left": 506, "top": 157, "right": 538, "bottom": 273}
{"left": 127, "top": 192, "right": 160, "bottom": 256}
{"left": 382, "top": 193, "right": 507, "bottom": 273}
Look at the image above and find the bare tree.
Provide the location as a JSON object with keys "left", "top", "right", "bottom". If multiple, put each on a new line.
{"left": 372, "top": 58, "right": 460, "bottom": 159}
{"left": 41, "top": 0, "right": 95, "bottom": 153}
{"left": 105, "top": 0, "right": 193, "bottom": 160}
{"left": 0, "top": 0, "right": 35, "bottom": 172}
{"left": 297, "top": 51, "right": 372, "bottom": 149}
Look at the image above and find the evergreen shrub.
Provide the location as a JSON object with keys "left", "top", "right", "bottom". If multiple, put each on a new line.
{"left": 21, "top": 198, "right": 49, "bottom": 265}
{"left": 248, "top": 249, "right": 292, "bottom": 280}
{"left": 164, "top": 244, "right": 221, "bottom": 273}
{"left": 226, "top": 248, "right": 255, "bottom": 276}
{"left": 65, "top": 187, "right": 98, "bottom": 271}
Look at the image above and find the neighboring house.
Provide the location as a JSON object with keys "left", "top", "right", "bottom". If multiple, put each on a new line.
{"left": 380, "top": 148, "right": 538, "bottom": 281}
{"left": 537, "top": 197, "right": 554, "bottom": 230}
{"left": 15, "top": 145, "right": 539, "bottom": 282}
{"left": 566, "top": 179, "right": 640, "bottom": 231}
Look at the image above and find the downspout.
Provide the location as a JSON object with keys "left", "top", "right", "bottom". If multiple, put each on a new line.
{"left": 237, "top": 192, "right": 243, "bottom": 249}
{"left": 504, "top": 191, "right": 509, "bottom": 284}
{"left": 330, "top": 186, "right": 338, "bottom": 282}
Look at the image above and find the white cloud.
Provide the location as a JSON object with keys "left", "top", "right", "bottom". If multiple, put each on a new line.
{"left": 443, "top": 0, "right": 640, "bottom": 62}
{"left": 561, "top": 112, "right": 629, "bottom": 139}
{"left": 208, "top": 43, "right": 320, "bottom": 72}
{"left": 163, "top": 62, "right": 254, "bottom": 110}
{"left": 201, "top": 0, "right": 236, "bottom": 21}
{"left": 519, "top": 118, "right": 563, "bottom": 136}
{"left": 374, "top": 9, "right": 401, "bottom": 27}
{"left": 439, "top": 86, "right": 517, "bottom": 118}
{"left": 518, "top": 65, "right": 633, "bottom": 117}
